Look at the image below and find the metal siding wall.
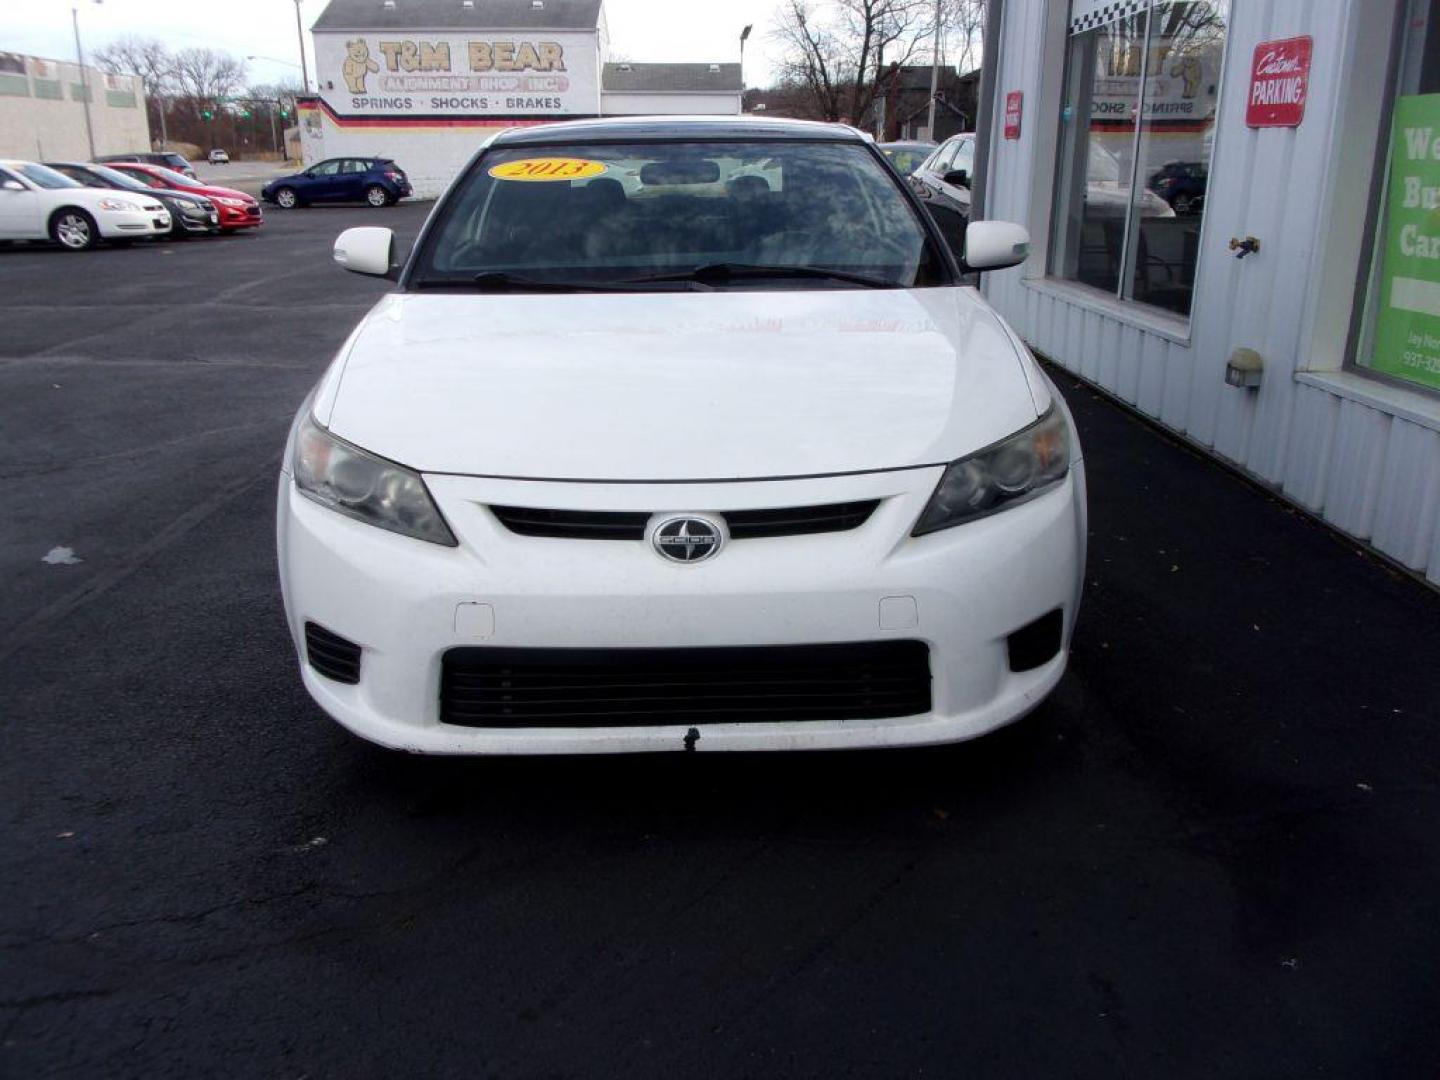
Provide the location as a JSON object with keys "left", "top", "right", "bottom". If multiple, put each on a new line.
{"left": 983, "top": 0, "right": 1440, "bottom": 585}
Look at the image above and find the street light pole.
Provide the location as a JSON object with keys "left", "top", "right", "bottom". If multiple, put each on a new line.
{"left": 293, "top": 0, "right": 310, "bottom": 93}
{"left": 71, "top": 2, "right": 97, "bottom": 159}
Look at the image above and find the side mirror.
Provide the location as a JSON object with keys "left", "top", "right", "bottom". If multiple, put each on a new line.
{"left": 964, "top": 220, "right": 1030, "bottom": 272}
{"left": 942, "top": 168, "right": 970, "bottom": 188}
{"left": 1, "top": 179, "right": 24, "bottom": 192}
{"left": 333, "top": 226, "right": 396, "bottom": 278}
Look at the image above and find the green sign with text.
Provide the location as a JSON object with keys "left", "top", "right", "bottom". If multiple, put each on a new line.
{"left": 1373, "top": 94, "right": 1440, "bottom": 390}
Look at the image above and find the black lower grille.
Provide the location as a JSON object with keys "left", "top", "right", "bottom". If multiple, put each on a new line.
{"left": 305, "top": 622, "right": 362, "bottom": 684}
{"left": 441, "top": 640, "right": 931, "bottom": 728}
{"left": 489, "top": 500, "right": 879, "bottom": 542}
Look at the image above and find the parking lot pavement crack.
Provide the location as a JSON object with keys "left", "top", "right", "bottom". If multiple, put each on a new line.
{"left": 0, "top": 464, "right": 276, "bottom": 664}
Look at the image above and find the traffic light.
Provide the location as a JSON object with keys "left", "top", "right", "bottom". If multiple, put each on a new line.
{"left": 279, "top": 107, "right": 289, "bottom": 118}
{"left": 201, "top": 109, "right": 213, "bottom": 120}
{"left": 240, "top": 109, "right": 251, "bottom": 118}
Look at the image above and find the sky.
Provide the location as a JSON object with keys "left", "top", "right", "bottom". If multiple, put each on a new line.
{"left": 7, "top": 0, "right": 785, "bottom": 88}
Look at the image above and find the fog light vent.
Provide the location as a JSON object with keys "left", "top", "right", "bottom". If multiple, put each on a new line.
{"left": 1007, "top": 609, "right": 1063, "bottom": 672}
{"left": 305, "top": 622, "right": 362, "bottom": 684}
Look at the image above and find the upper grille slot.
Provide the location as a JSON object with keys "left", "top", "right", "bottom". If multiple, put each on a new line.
{"left": 490, "top": 505, "right": 651, "bottom": 540}
{"left": 724, "top": 500, "right": 877, "bottom": 538}
{"left": 489, "top": 500, "right": 879, "bottom": 542}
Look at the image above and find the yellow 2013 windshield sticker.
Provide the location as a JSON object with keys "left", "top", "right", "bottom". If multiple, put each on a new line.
{"left": 488, "top": 158, "right": 609, "bottom": 182}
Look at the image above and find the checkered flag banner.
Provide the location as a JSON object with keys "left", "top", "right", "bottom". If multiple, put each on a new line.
{"left": 1069, "top": 0, "right": 1162, "bottom": 35}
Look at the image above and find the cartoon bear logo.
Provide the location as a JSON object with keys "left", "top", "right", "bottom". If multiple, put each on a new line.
{"left": 342, "top": 39, "right": 379, "bottom": 94}
{"left": 1169, "top": 55, "right": 1203, "bottom": 100}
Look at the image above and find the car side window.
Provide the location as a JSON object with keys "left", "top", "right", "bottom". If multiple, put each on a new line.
{"left": 931, "top": 139, "right": 959, "bottom": 173}
{"left": 312, "top": 160, "right": 342, "bottom": 177}
{"left": 340, "top": 160, "right": 364, "bottom": 174}
{"left": 952, "top": 139, "right": 975, "bottom": 177}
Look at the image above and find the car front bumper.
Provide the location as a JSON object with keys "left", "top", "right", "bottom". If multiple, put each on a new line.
{"left": 97, "top": 208, "right": 170, "bottom": 237}
{"left": 217, "top": 204, "right": 262, "bottom": 228}
{"left": 175, "top": 206, "right": 221, "bottom": 232}
{"left": 278, "top": 458, "right": 1087, "bottom": 754}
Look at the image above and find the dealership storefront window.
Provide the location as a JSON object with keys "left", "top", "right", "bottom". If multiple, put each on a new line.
{"left": 1352, "top": 0, "right": 1440, "bottom": 394}
{"left": 1049, "top": 0, "right": 1229, "bottom": 318}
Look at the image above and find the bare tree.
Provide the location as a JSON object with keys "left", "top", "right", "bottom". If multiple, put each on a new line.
{"left": 170, "top": 47, "right": 248, "bottom": 117}
{"left": 247, "top": 78, "right": 305, "bottom": 119}
{"left": 91, "top": 35, "right": 176, "bottom": 92}
{"left": 943, "top": 0, "right": 986, "bottom": 74}
{"left": 92, "top": 36, "right": 179, "bottom": 146}
{"left": 772, "top": 0, "right": 935, "bottom": 123}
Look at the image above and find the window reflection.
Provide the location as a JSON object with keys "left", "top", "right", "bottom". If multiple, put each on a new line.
{"left": 1050, "top": 1, "right": 1228, "bottom": 318}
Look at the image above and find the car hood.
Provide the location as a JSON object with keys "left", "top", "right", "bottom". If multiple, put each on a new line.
{"left": 320, "top": 288, "right": 1041, "bottom": 481}
{"left": 67, "top": 187, "right": 167, "bottom": 209}
{"left": 188, "top": 182, "right": 252, "bottom": 201}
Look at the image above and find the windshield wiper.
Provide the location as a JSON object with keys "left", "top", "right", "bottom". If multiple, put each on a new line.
{"left": 628, "top": 263, "right": 897, "bottom": 289}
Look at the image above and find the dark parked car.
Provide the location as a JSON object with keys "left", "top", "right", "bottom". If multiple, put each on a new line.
{"left": 1148, "top": 160, "right": 1207, "bottom": 215}
{"left": 44, "top": 161, "right": 220, "bottom": 237}
{"left": 261, "top": 157, "right": 412, "bottom": 209}
{"left": 878, "top": 141, "right": 938, "bottom": 177}
{"left": 95, "top": 151, "right": 197, "bottom": 180}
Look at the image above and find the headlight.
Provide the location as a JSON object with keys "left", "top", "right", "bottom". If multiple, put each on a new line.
{"left": 292, "top": 412, "right": 457, "bottom": 547}
{"left": 913, "top": 408, "right": 1071, "bottom": 535}
{"left": 213, "top": 196, "right": 246, "bottom": 208}
{"left": 97, "top": 197, "right": 140, "bottom": 211}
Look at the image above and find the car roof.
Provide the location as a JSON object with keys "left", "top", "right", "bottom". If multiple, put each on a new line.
{"left": 493, "top": 115, "right": 869, "bottom": 147}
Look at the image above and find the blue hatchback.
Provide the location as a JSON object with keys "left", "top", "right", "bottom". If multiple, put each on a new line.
{"left": 261, "top": 157, "right": 412, "bottom": 209}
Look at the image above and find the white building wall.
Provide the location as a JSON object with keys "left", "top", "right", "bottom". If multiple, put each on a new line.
{"left": 981, "top": 0, "right": 1440, "bottom": 586}
{"left": 0, "top": 57, "right": 150, "bottom": 160}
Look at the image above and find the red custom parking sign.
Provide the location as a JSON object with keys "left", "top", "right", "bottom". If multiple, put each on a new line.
{"left": 1247, "top": 36, "right": 1313, "bottom": 128}
{"left": 1004, "top": 91, "right": 1023, "bottom": 140}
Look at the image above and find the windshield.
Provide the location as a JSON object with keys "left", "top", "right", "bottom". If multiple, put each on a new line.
{"left": 85, "top": 164, "right": 149, "bottom": 191}
{"left": 411, "top": 140, "right": 946, "bottom": 291}
{"left": 882, "top": 145, "right": 933, "bottom": 176}
{"left": 145, "top": 166, "right": 203, "bottom": 189}
{"left": 16, "top": 163, "right": 80, "bottom": 190}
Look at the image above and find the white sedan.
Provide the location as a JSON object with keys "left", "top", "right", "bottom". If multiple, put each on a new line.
{"left": 278, "top": 116, "right": 1086, "bottom": 755}
{"left": 0, "top": 160, "right": 171, "bottom": 249}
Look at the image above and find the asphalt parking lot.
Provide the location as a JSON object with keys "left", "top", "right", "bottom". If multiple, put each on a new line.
{"left": 3, "top": 203, "right": 1440, "bottom": 1078}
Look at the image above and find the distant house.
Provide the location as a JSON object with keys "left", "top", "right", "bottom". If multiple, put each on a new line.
{"left": 873, "top": 66, "right": 980, "bottom": 142}
{"left": 743, "top": 66, "right": 979, "bottom": 143}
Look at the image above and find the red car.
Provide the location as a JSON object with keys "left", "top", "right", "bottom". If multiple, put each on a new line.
{"left": 101, "top": 162, "right": 263, "bottom": 233}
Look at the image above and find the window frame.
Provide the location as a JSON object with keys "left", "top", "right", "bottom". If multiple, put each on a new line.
{"left": 401, "top": 135, "right": 965, "bottom": 291}
{"left": 1342, "top": 0, "right": 1440, "bottom": 398}
{"left": 1045, "top": 0, "right": 1233, "bottom": 323}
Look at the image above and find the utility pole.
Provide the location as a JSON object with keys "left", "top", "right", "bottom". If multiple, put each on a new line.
{"left": 294, "top": 0, "right": 310, "bottom": 93}
{"left": 926, "top": 0, "right": 943, "bottom": 140}
{"left": 875, "top": 43, "right": 885, "bottom": 140}
{"left": 269, "top": 101, "right": 280, "bottom": 156}
{"left": 71, "top": 3, "right": 97, "bottom": 159}
{"left": 144, "top": 75, "right": 168, "bottom": 149}
{"left": 739, "top": 23, "right": 752, "bottom": 110}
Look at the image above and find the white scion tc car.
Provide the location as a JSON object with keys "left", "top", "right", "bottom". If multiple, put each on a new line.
{"left": 278, "top": 116, "right": 1086, "bottom": 754}
{"left": 0, "top": 160, "right": 170, "bottom": 248}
